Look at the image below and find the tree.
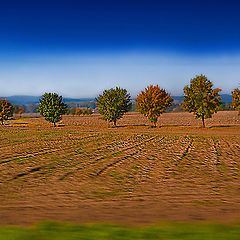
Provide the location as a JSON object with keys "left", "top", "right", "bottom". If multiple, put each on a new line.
{"left": 38, "top": 93, "right": 68, "bottom": 127}
{"left": 232, "top": 88, "right": 240, "bottom": 115}
{"left": 96, "top": 87, "right": 132, "bottom": 126}
{"left": 0, "top": 99, "right": 14, "bottom": 125}
{"left": 182, "top": 74, "right": 222, "bottom": 128}
{"left": 136, "top": 85, "right": 173, "bottom": 127}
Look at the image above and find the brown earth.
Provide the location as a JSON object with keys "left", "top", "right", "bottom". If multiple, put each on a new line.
{"left": 0, "top": 111, "right": 240, "bottom": 225}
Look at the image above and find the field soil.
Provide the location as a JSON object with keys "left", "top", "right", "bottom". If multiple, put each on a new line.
{"left": 0, "top": 111, "right": 240, "bottom": 225}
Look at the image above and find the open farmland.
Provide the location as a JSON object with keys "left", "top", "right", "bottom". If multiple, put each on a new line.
{"left": 0, "top": 111, "right": 240, "bottom": 225}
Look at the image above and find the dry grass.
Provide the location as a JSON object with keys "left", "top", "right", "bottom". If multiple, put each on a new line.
{"left": 0, "top": 111, "right": 239, "bottom": 225}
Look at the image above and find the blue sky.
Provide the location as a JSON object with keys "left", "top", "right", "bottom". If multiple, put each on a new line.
{"left": 0, "top": 0, "right": 240, "bottom": 97}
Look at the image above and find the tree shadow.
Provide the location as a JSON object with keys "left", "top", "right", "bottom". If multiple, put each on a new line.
{"left": 208, "top": 125, "right": 239, "bottom": 128}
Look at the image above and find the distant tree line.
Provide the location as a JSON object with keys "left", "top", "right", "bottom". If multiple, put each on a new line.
{"left": 67, "top": 107, "right": 93, "bottom": 116}
{"left": 67, "top": 101, "right": 96, "bottom": 109}
{"left": 0, "top": 74, "right": 240, "bottom": 127}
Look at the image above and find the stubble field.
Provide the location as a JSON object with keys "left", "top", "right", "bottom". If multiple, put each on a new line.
{"left": 0, "top": 111, "right": 240, "bottom": 225}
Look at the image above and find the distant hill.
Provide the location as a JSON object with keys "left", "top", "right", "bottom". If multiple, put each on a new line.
{"left": 172, "top": 94, "right": 232, "bottom": 103}
{"left": 172, "top": 96, "right": 184, "bottom": 102}
{"left": 0, "top": 96, "right": 96, "bottom": 105}
{"left": 1, "top": 96, "right": 40, "bottom": 105}
{"left": 0, "top": 94, "right": 232, "bottom": 106}
{"left": 63, "top": 97, "right": 96, "bottom": 103}
{"left": 220, "top": 94, "right": 232, "bottom": 103}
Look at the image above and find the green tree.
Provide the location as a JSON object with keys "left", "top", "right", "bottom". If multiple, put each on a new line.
{"left": 96, "top": 87, "right": 132, "bottom": 127}
{"left": 38, "top": 93, "right": 68, "bottom": 127}
{"left": 0, "top": 99, "right": 14, "bottom": 125}
{"left": 136, "top": 85, "right": 173, "bottom": 127}
{"left": 183, "top": 74, "right": 222, "bottom": 128}
{"left": 232, "top": 88, "right": 240, "bottom": 115}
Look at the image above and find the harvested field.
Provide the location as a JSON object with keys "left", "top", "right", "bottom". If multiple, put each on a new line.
{"left": 0, "top": 111, "right": 240, "bottom": 225}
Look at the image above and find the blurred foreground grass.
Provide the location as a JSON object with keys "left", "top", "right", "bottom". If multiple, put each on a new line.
{"left": 0, "top": 222, "right": 240, "bottom": 240}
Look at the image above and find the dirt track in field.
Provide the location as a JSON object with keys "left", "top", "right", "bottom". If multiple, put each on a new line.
{"left": 0, "top": 111, "right": 240, "bottom": 225}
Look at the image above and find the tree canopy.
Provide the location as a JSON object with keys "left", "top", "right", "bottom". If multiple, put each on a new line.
{"left": 182, "top": 74, "right": 222, "bottom": 127}
{"left": 96, "top": 87, "right": 132, "bottom": 126}
{"left": 136, "top": 85, "right": 173, "bottom": 127}
{"left": 232, "top": 88, "right": 240, "bottom": 115}
{"left": 38, "top": 93, "right": 68, "bottom": 126}
{"left": 0, "top": 99, "right": 14, "bottom": 125}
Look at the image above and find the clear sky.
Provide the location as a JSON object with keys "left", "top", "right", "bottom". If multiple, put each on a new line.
{"left": 0, "top": 0, "right": 240, "bottom": 97}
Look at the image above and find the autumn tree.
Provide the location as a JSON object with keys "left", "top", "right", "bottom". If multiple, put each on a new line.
{"left": 136, "top": 85, "right": 173, "bottom": 127}
{"left": 96, "top": 87, "right": 132, "bottom": 127}
{"left": 232, "top": 88, "right": 240, "bottom": 115}
{"left": 183, "top": 74, "right": 222, "bottom": 127}
{"left": 0, "top": 99, "right": 14, "bottom": 125}
{"left": 38, "top": 93, "right": 68, "bottom": 127}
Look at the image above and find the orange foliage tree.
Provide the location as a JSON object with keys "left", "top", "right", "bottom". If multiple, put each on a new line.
{"left": 232, "top": 88, "right": 240, "bottom": 115}
{"left": 0, "top": 99, "right": 14, "bottom": 125}
{"left": 136, "top": 85, "right": 173, "bottom": 127}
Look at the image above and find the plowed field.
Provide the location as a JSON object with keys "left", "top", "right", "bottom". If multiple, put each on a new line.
{"left": 0, "top": 111, "right": 240, "bottom": 225}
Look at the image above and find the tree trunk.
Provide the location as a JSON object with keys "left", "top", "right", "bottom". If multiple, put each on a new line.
{"left": 152, "top": 118, "right": 157, "bottom": 128}
{"left": 113, "top": 119, "right": 117, "bottom": 127}
{"left": 53, "top": 122, "right": 56, "bottom": 127}
{"left": 201, "top": 115, "right": 205, "bottom": 128}
{"left": 1, "top": 119, "right": 3, "bottom": 125}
